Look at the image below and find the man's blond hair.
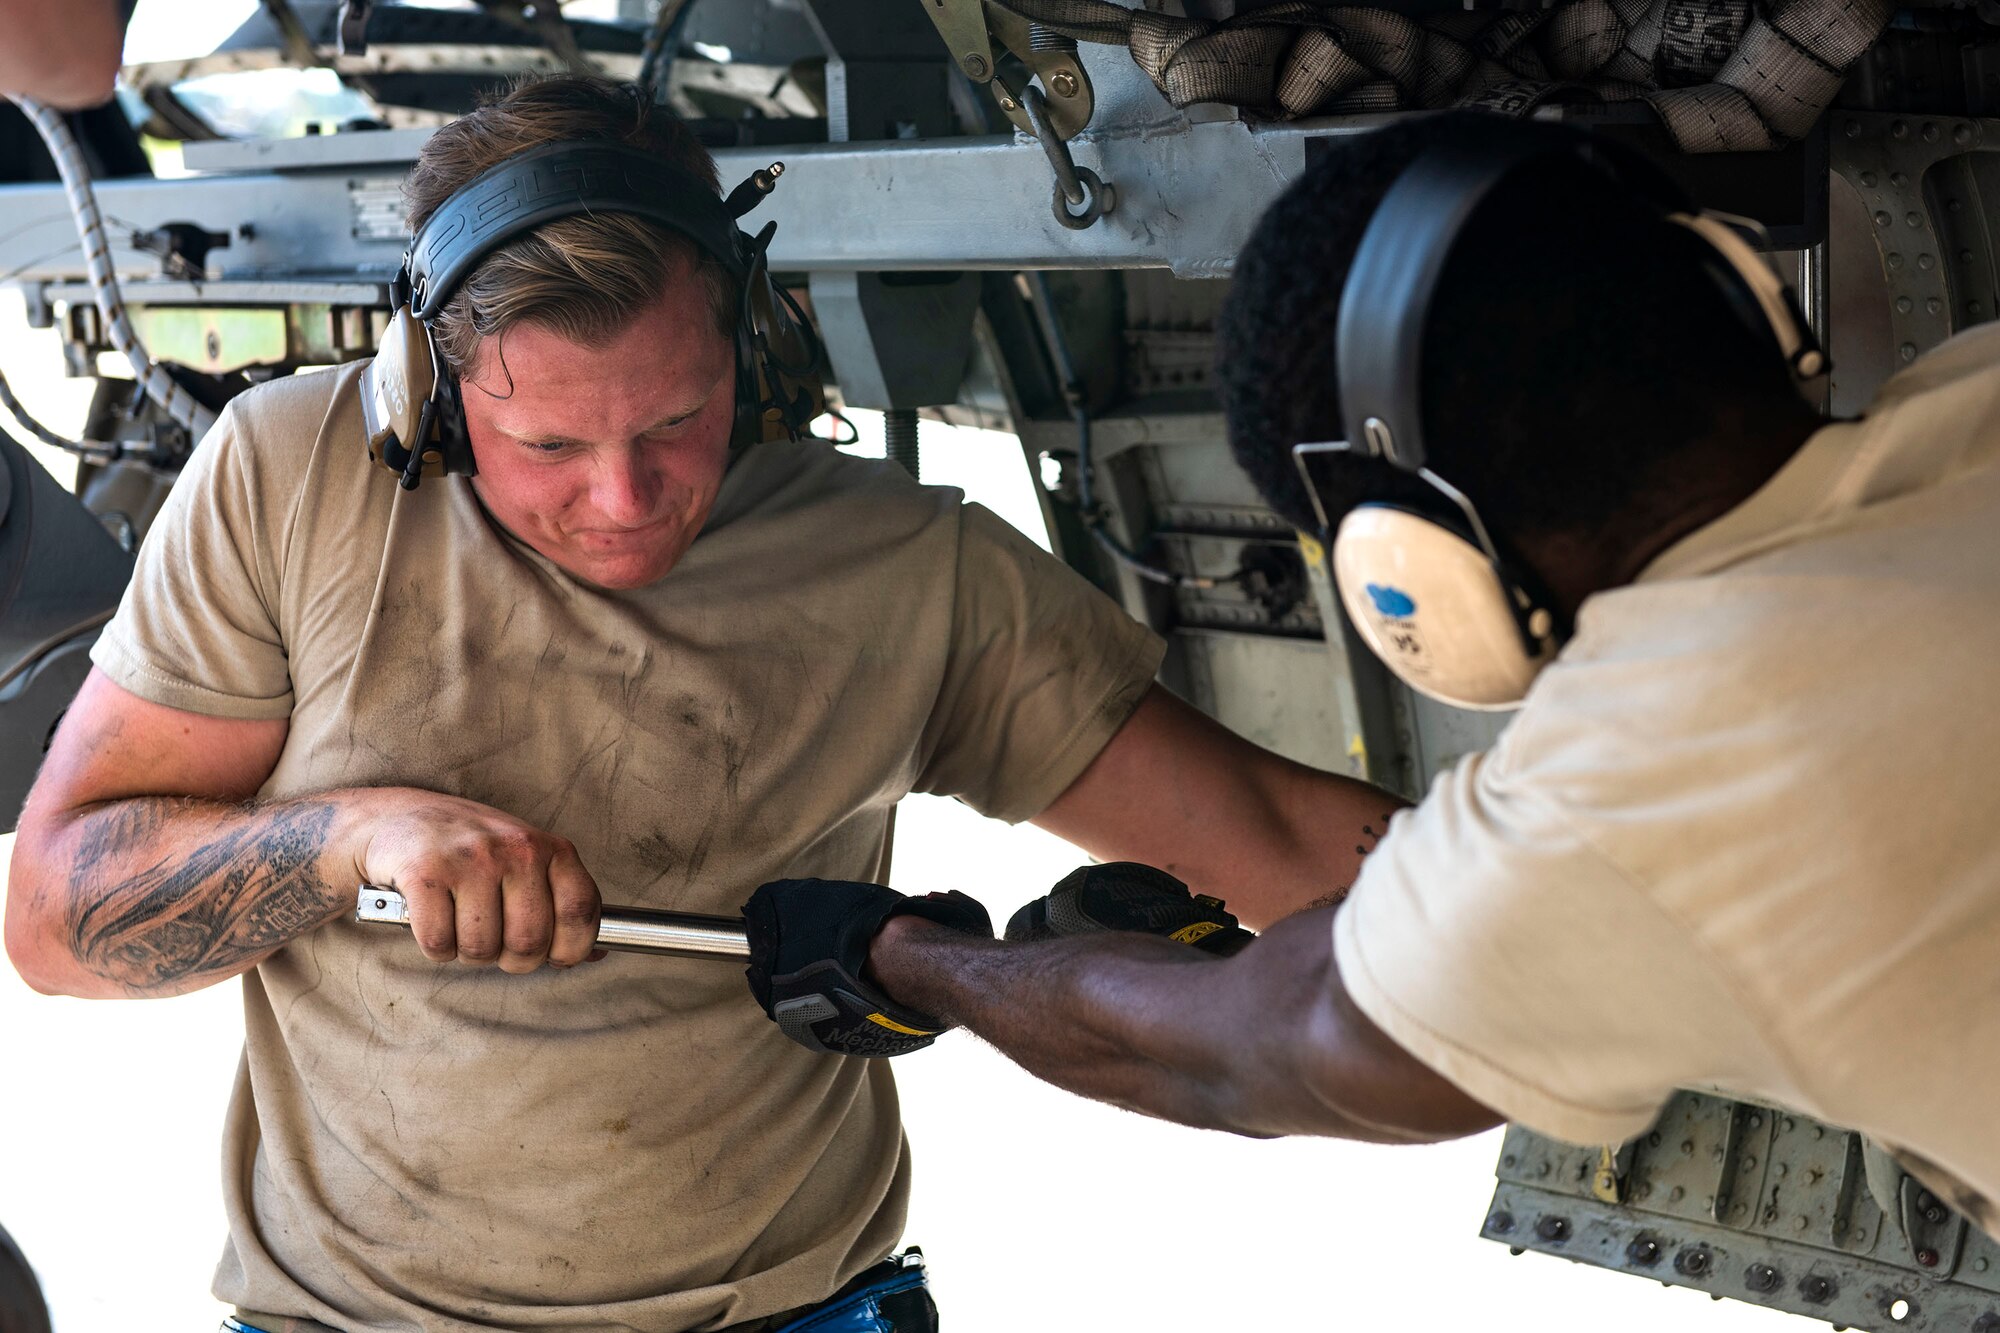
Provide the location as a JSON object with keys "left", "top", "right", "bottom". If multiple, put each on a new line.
{"left": 404, "top": 75, "right": 736, "bottom": 377}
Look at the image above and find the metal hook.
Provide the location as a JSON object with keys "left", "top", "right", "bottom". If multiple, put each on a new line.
{"left": 1022, "top": 86, "right": 1114, "bottom": 230}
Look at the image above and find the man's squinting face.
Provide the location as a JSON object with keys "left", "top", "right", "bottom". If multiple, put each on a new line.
{"left": 460, "top": 267, "right": 735, "bottom": 591}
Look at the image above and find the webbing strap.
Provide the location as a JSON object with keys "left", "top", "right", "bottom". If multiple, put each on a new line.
{"left": 987, "top": 0, "right": 1890, "bottom": 151}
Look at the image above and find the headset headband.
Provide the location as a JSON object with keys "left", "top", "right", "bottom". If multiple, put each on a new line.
{"left": 1336, "top": 129, "right": 1695, "bottom": 473}
{"left": 405, "top": 140, "right": 746, "bottom": 320}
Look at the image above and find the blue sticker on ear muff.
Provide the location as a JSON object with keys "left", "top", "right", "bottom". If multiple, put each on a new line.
{"left": 1366, "top": 584, "right": 1416, "bottom": 618}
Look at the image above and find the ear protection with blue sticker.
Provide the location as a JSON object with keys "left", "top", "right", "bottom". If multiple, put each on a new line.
{"left": 1292, "top": 125, "right": 1823, "bottom": 711}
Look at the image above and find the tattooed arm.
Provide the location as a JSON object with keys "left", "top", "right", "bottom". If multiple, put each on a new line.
{"left": 7, "top": 671, "right": 602, "bottom": 999}
{"left": 1031, "top": 685, "right": 1407, "bottom": 930}
{"left": 6, "top": 670, "right": 333, "bottom": 998}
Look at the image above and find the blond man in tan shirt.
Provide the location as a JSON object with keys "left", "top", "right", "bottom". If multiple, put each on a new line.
{"left": 3, "top": 78, "right": 1398, "bottom": 1333}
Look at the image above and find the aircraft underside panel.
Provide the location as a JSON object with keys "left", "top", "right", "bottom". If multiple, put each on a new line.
{"left": 1491, "top": 1092, "right": 2000, "bottom": 1332}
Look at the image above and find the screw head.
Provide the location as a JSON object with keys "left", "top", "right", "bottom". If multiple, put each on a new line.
{"left": 1800, "top": 1274, "right": 1838, "bottom": 1304}
{"left": 1627, "top": 1236, "right": 1663, "bottom": 1267}
{"left": 1487, "top": 1211, "right": 1515, "bottom": 1235}
{"left": 999, "top": 96, "right": 1017, "bottom": 111}
{"left": 963, "top": 53, "right": 990, "bottom": 79}
{"left": 1536, "top": 1216, "right": 1571, "bottom": 1242}
{"left": 1745, "top": 1264, "right": 1782, "bottom": 1293}
{"left": 1677, "top": 1247, "right": 1714, "bottom": 1278}
{"left": 1050, "top": 69, "right": 1079, "bottom": 98}
{"left": 1917, "top": 1248, "right": 1940, "bottom": 1267}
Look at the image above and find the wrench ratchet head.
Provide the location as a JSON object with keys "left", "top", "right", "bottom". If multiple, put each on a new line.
{"left": 355, "top": 885, "right": 412, "bottom": 925}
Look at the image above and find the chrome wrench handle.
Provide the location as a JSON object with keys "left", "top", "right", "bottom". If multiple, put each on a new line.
{"left": 353, "top": 885, "right": 750, "bottom": 960}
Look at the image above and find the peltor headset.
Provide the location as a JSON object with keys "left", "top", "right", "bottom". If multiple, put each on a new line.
{"left": 1292, "top": 124, "right": 1825, "bottom": 712}
{"left": 360, "top": 140, "right": 826, "bottom": 490}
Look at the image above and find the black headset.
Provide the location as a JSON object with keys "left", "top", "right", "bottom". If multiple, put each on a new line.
{"left": 1294, "top": 120, "right": 1826, "bottom": 708}
{"left": 360, "top": 140, "right": 826, "bottom": 490}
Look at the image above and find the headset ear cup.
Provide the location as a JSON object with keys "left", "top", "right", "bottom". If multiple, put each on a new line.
{"left": 1331, "top": 505, "right": 1558, "bottom": 711}
{"left": 1670, "top": 212, "right": 1825, "bottom": 380}
{"left": 731, "top": 323, "right": 761, "bottom": 447}
{"left": 360, "top": 306, "right": 436, "bottom": 472}
{"left": 733, "top": 271, "right": 827, "bottom": 447}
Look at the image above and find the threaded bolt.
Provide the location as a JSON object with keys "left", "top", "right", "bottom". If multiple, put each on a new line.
{"left": 884, "top": 408, "right": 920, "bottom": 480}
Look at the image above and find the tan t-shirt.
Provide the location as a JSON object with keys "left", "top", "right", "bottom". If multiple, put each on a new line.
{"left": 91, "top": 362, "right": 1164, "bottom": 1332}
{"left": 1336, "top": 324, "right": 2000, "bottom": 1232}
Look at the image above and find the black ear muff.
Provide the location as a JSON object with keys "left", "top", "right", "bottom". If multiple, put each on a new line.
{"left": 732, "top": 222, "right": 826, "bottom": 448}
{"left": 373, "top": 142, "right": 829, "bottom": 484}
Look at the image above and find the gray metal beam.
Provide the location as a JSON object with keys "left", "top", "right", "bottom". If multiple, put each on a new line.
{"left": 181, "top": 127, "right": 438, "bottom": 173}
{"left": 0, "top": 118, "right": 1375, "bottom": 286}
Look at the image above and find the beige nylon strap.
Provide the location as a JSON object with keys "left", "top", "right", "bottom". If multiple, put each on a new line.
{"left": 987, "top": 0, "right": 1890, "bottom": 151}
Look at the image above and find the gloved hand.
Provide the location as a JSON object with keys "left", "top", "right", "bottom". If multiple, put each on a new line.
{"left": 1005, "top": 862, "right": 1256, "bottom": 957}
{"left": 742, "top": 879, "right": 992, "bottom": 1057}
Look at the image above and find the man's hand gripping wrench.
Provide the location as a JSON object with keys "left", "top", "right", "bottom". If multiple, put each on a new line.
{"left": 354, "top": 885, "right": 749, "bottom": 960}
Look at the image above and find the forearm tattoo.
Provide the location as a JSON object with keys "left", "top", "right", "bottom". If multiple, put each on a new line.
{"left": 65, "top": 799, "right": 339, "bottom": 991}
{"left": 1308, "top": 808, "right": 1403, "bottom": 910}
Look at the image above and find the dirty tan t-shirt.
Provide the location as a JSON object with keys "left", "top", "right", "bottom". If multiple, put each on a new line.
{"left": 1336, "top": 323, "right": 2000, "bottom": 1232}
{"left": 91, "top": 362, "right": 1164, "bottom": 1332}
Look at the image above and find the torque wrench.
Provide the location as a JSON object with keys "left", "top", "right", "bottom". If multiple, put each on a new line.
{"left": 354, "top": 885, "right": 750, "bottom": 960}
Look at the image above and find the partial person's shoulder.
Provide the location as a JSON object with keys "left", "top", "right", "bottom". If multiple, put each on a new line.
{"left": 224, "top": 362, "right": 362, "bottom": 446}
{"left": 708, "top": 438, "right": 964, "bottom": 535}
{"left": 207, "top": 362, "right": 375, "bottom": 504}
{"left": 1873, "top": 322, "right": 2000, "bottom": 410}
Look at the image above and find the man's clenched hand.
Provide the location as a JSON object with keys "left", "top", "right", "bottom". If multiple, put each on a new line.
{"left": 741, "top": 879, "right": 992, "bottom": 1057}
{"left": 346, "top": 789, "right": 603, "bottom": 972}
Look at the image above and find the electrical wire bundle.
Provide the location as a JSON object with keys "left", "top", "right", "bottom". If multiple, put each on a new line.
{"left": 0, "top": 366, "right": 124, "bottom": 462}
{"left": 7, "top": 94, "right": 217, "bottom": 443}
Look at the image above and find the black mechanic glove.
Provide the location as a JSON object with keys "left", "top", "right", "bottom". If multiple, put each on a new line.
{"left": 1005, "top": 862, "right": 1256, "bottom": 957}
{"left": 742, "top": 879, "right": 993, "bottom": 1057}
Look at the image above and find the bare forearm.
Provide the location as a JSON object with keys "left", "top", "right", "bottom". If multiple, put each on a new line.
{"left": 871, "top": 915, "right": 1376, "bottom": 1139}
{"left": 1033, "top": 688, "right": 1409, "bottom": 930}
{"left": 7, "top": 793, "right": 362, "bottom": 998}
{"left": 1206, "top": 766, "right": 1407, "bottom": 927}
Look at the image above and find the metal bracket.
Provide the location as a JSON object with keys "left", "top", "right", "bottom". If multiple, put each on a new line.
{"left": 336, "top": 0, "right": 373, "bottom": 57}
{"left": 917, "top": 0, "right": 997, "bottom": 85}
{"left": 913, "top": 0, "right": 1094, "bottom": 138}
{"left": 1022, "top": 85, "right": 1114, "bottom": 230}
{"left": 1594, "top": 1144, "right": 1634, "bottom": 1204}
{"left": 990, "top": 10, "right": 1093, "bottom": 139}
{"left": 1900, "top": 1176, "right": 1972, "bottom": 1278}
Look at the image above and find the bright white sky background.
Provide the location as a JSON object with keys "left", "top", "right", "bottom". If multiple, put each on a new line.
{"left": 0, "top": 5, "right": 1807, "bottom": 1331}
